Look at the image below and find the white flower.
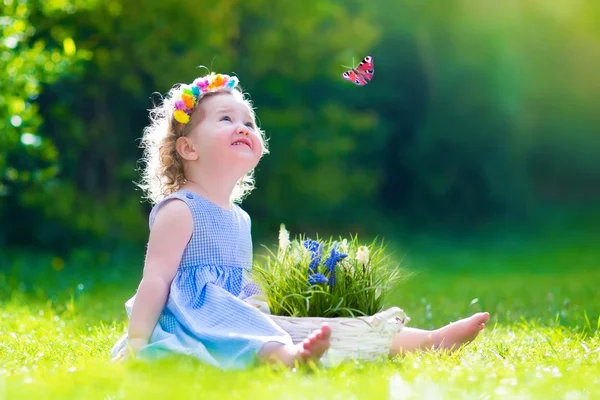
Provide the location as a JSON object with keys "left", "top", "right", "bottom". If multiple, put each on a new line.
{"left": 356, "top": 246, "right": 370, "bottom": 266}
{"left": 278, "top": 223, "right": 290, "bottom": 254}
{"left": 339, "top": 238, "right": 349, "bottom": 253}
{"left": 290, "top": 245, "right": 307, "bottom": 265}
{"left": 341, "top": 259, "right": 354, "bottom": 274}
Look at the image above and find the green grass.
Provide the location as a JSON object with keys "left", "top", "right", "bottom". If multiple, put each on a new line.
{"left": 1, "top": 231, "right": 599, "bottom": 399}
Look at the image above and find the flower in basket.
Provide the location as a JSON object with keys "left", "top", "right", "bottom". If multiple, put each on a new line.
{"left": 252, "top": 224, "right": 404, "bottom": 318}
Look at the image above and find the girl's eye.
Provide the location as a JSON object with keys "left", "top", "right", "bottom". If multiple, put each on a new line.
{"left": 245, "top": 122, "right": 255, "bottom": 129}
{"left": 221, "top": 116, "right": 232, "bottom": 122}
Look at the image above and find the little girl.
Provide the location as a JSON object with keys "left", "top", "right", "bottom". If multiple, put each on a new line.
{"left": 111, "top": 72, "right": 490, "bottom": 369}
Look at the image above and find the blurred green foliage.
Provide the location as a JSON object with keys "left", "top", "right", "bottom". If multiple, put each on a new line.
{"left": 1, "top": 0, "right": 599, "bottom": 251}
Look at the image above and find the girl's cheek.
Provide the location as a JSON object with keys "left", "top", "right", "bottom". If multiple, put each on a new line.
{"left": 256, "top": 138, "right": 265, "bottom": 153}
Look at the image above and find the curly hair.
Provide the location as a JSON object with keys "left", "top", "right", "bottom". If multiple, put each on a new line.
{"left": 137, "top": 82, "right": 269, "bottom": 205}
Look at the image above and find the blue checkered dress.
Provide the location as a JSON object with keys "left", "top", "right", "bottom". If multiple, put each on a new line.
{"left": 111, "top": 188, "right": 293, "bottom": 369}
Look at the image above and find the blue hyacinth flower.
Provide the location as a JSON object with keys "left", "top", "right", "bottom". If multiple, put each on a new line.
{"left": 303, "top": 239, "right": 323, "bottom": 275}
{"left": 323, "top": 242, "right": 348, "bottom": 287}
{"left": 308, "top": 273, "right": 328, "bottom": 285}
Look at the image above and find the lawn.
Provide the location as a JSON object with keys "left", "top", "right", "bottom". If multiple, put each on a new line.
{"left": 1, "top": 229, "right": 599, "bottom": 399}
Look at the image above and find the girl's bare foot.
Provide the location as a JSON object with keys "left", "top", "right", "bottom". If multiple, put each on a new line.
{"left": 259, "top": 324, "right": 331, "bottom": 367}
{"left": 433, "top": 312, "right": 490, "bottom": 351}
{"left": 296, "top": 324, "right": 331, "bottom": 362}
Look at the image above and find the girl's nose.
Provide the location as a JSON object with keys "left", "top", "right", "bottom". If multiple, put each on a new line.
{"left": 236, "top": 124, "right": 249, "bottom": 135}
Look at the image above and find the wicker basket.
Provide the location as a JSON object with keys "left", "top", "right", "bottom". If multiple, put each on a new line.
{"left": 271, "top": 307, "right": 409, "bottom": 365}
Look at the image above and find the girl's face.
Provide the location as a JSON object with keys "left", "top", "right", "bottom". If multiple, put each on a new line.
{"left": 186, "top": 92, "right": 264, "bottom": 174}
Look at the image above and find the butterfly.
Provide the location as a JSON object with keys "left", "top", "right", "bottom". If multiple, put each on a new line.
{"left": 342, "top": 56, "right": 374, "bottom": 86}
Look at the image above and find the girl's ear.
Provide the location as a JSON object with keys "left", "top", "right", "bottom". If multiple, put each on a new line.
{"left": 176, "top": 136, "right": 198, "bottom": 161}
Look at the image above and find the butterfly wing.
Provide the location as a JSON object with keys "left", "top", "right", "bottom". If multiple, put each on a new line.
{"left": 342, "top": 56, "right": 374, "bottom": 86}
{"left": 342, "top": 69, "right": 358, "bottom": 84}
{"left": 355, "top": 56, "right": 374, "bottom": 85}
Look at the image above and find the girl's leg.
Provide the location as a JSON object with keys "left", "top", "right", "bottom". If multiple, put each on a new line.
{"left": 389, "top": 312, "right": 489, "bottom": 357}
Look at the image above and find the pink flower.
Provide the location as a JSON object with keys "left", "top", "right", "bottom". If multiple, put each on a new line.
{"left": 198, "top": 79, "right": 210, "bottom": 90}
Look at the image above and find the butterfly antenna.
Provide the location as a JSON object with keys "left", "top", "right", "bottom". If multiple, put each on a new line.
{"left": 209, "top": 56, "right": 217, "bottom": 73}
{"left": 341, "top": 56, "right": 358, "bottom": 70}
{"left": 196, "top": 64, "right": 211, "bottom": 74}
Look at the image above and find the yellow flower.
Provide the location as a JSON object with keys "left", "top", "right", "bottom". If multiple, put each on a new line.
{"left": 174, "top": 110, "right": 190, "bottom": 124}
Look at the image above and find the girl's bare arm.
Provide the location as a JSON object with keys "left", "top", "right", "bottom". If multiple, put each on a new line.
{"left": 126, "top": 200, "right": 193, "bottom": 347}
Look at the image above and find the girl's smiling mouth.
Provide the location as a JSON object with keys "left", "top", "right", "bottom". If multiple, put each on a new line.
{"left": 232, "top": 137, "right": 252, "bottom": 148}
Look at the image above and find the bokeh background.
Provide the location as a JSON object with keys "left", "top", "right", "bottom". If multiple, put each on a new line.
{"left": 1, "top": 0, "right": 599, "bottom": 271}
{"left": 2, "top": 4, "right": 600, "bottom": 397}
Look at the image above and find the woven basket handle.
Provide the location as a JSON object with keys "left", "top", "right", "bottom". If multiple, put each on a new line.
{"left": 369, "top": 307, "right": 409, "bottom": 328}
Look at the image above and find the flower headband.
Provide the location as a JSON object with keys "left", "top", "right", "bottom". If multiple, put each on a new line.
{"left": 173, "top": 73, "right": 239, "bottom": 124}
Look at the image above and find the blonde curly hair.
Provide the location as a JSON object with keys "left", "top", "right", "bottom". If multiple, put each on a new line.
{"left": 137, "top": 81, "right": 269, "bottom": 205}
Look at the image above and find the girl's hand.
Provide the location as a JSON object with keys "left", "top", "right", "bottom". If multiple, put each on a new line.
{"left": 112, "top": 338, "right": 148, "bottom": 363}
